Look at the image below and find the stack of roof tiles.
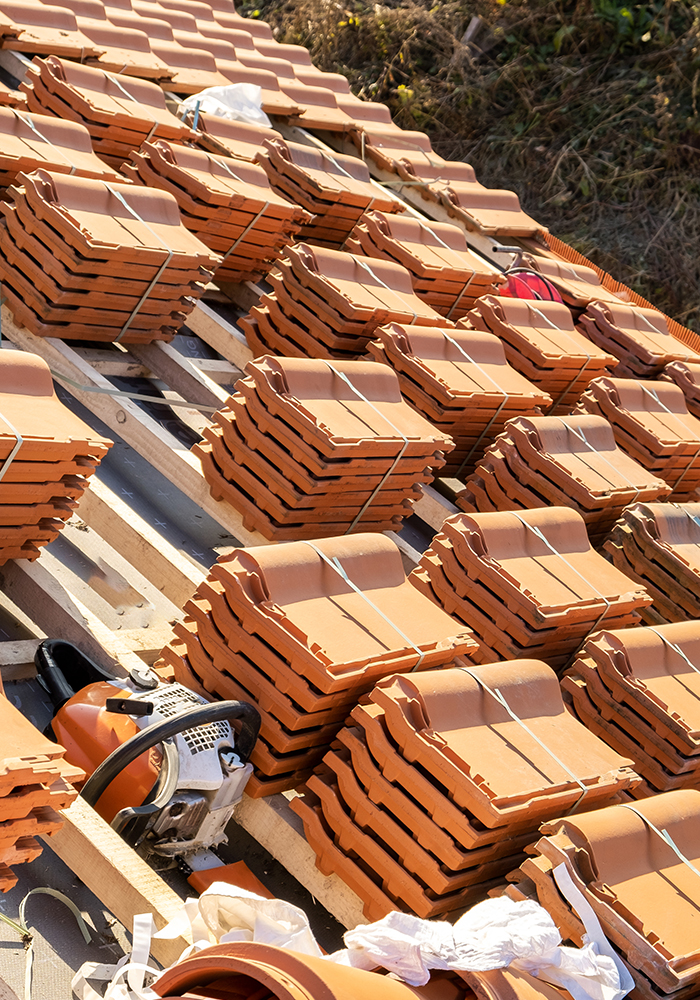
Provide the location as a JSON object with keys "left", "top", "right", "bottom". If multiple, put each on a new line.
{"left": 457, "top": 414, "right": 671, "bottom": 546}
{"left": 0, "top": 689, "right": 84, "bottom": 892}
{"left": 0, "top": 80, "right": 26, "bottom": 107}
{"left": 0, "top": 105, "right": 123, "bottom": 186}
{"left": 0, "top": 350, "right": 111, "bottom": 564}
{"left": 410, "top": 508, "right": 652, "bottom": 670}
{"left": 366, "top": 325, "right": 551, "bottom": 477}
{"left": 563, "top": 623, "right": 700, "bottom": 794}
{"left": 0, "top": 0, "right": 103, "bottom": 60}
{"left": 0, "top": 168, "right": 220, "bottom": 343}
{"left": 504, "top": 790, "right": 700, "bottom": 1000}
{"left": 577, "top": 301, "right": 700, "bottom": 377}
{"left": 603, "top": 502, "right": 700, "bottom": 624}
{"left": 660, "top": 361, "right": 700, "bottom": 418}
{"left": 194, "top": 355, "right": 453, "bottom": 540}
{"left": 345, "top": 211, "right": 505, "bottom": 320}
{"left": 258, "top": 136, "right": 401, "bottom": 249}
{"left": 576, "top": 377, "right": 700, "bottom": 499}
{"left": 291, "top": 660, "right": 639, "bottom": 921}
{"left": 239, "top": 243, "right": 446, "bottom": 361}
{"left": 517, "top": 254, "right": 630, "bottom": 310}
{"left": 21, "top": 56, "right": 195, "bottom": 169}
{"left": 463, "top": 296, "right": 616, "bottom": 413}
{"left": 155, "top": 534, "right": 476, "bottom": 797}
{"left": 122, "top": 140, "right": 311, "bottom": 284}
{"left": 351, "top": 130, "right": 545, "bottom": 238}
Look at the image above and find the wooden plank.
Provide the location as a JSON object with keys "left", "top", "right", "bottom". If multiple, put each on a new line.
{"left": 0, "top": 639, "right": 40, "bottom": 681}
{"left": 79, "top": 478, "right": 206, "bottom": 609}
{"left": 1, "top": 307, "right": 270, "bottom": 548}
{"left": 190, "top": 358, "right": 241, "bottom": 385}
{"left": 235, "top": 792, "right": 368, "bottom": 929}
{"left": 216, "top": 280, "right": 265, "bottom": 313}
{"left": 0, "top": 558, "right": 145, "bottom": 678}
{"left": 128, "top": 341, "right": 229, "bottom": 410}
{"left": 413, "top": 483, "right": 459, "bottom": 531}
{"left": 73, "top": 347, "right": 150, "bottom": 378}
{"left": 187, "top": 302, "right": 254, "bottom": 370}
{"left": 45, "top": 798, "right": 189, "bottom": 967}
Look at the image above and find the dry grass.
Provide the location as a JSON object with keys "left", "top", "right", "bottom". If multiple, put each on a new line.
{"left": 243, "top": 0, "right": 700, "bottom": 329}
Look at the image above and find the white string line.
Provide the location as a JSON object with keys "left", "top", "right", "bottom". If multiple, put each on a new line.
{"left": 554, "top": 417, "right": 642, "bottom": 497}
{"left": 0, "top": 411, "right": 23, "bottom": 482}
{"left": 638, "top": 384, "right": 700, "bottom": 492}
{"left": 346, "top": 252, "right": 419, "bottom": 324}
{"left": 509, "top": 511, "right": 613, "bottom": 636}
{"left": 301, "top": 540, "right": 425, "bottom": 670}
{"left": 620, "top": 803, "right": 700, "bottom": 882}
{"left": 11, "top": 109, "right": 77, "bottom": 174}
{"left": 104, "top": 184, "right": 174, "bottom": 343}
{"left": 646, "top": 624, "right": 700, "bottom": 684}
{"left": 462, "top": 666, "right": 589, "bottom": 808}
{"left": 319, "top": 362, "right": 409, "bottom": 533}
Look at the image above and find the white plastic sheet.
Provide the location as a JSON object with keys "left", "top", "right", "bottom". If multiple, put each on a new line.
{"left": 180, "top": 85, "right": 272, "bottom": 128}
{"left": 73, "top": 871, "right": 633, "bottom": 1000}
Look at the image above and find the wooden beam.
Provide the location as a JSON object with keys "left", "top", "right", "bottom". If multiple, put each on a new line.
{"left": 45, "top": 798, "right": 189, "bottom": 967}
{"left": 0, "top": 558, "right": 146, "bottom": 678}
{"left": 128, "top": 341, "right": 229, "bottom": 411}
{"left": 413, "top": 484, "right": 459, "bottom": 531}
{"left": 0, "top": 639, "right": 40, "bottom": 681}
{"left": 79, "top": 478, "right": 206, "bottom": 609}
{"left": 190, "top": 358, "right": 241, "bottom": 385}
{"left": 187, "top": 302, "right": 254, "bottom": 371}
{"left": 215, "top": 280, "right": 265, "bottom": 314}
{"left": 2, "top": 308, "right": 269, "bottom": 547}
{"left": 235, "top": 792, "right": 368, "bottom": 930}
{"left": 72, "top": 347, "right": 150, "bottom": 378}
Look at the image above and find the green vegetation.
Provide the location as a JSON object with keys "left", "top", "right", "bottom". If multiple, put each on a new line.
{"left": 244, "top": 0, "right": 700, "bottom": 329}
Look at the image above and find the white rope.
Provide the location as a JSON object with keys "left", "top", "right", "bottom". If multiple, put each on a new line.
{"left": 555, "top": 417, "right": 641, "bottom": 496}
{"left": 0, "top": 411, "right": 23, "bottom": 482}
{"left": 104, "top": 184, "right": 174, "bottom": 343}
{"left": 11, "top": 109, "right": 77, "bottom": 174}
{"left": 646, "top": 624, "right": 700, "bottom": 682}
{"left": 509, "top": 511, "right": 612, "bottom": 635}
{"left": 302, "top": 540, "right": 425, "bottom": 670}
{"left": 347, "top": 252, "right": 418, "bottom": 324}
{"left": 620, "top": 803, "right": 700, "bottom": 882}
{"left": 462, "top": 666, "right": 588, "bottom": 807}
{"left": 320, "top": 361, "right": 410, "bottom": 533}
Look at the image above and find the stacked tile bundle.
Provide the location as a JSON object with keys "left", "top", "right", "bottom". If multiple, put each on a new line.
{"left": 576, "top": 376, "right": 700, "bottom": 499}
{"left": 0, "top": 691, "right": 84, "bottom": 892}
{"left": 156, "top": 534, "right": 477, "bottom": 797}
{"left": 410, "top": 508, "right": 652, "bottom": 670}
{"left": 505, "top": 791, "right": 700, "bottom": 1000}
{"left": 603, "top": 502, "right": 700, "bottom": 623}
{"left": 192, "top": 112, "right": 270, "bottom": 163}
{"left": 457, "top": 414, "right": 671, "bottom": 546}
{"left": 0, "top": 105, "right": 123, "bottom": 187}
{"left": 366, "top": 325, "right": 552, "bottom": 477}
{"left": 0, "top": 0, "right": 103, "bottom": 59}
{"left": 0, "top": 169, "right": 220, "bottom": 343}
{"left": 345, "top": 211, "right": 505, "bottom": 320}
{"left": 291, "top": 660, "right": 639, "bottom": 921}
{"left": 563, "top": 623, "right": 700, "bottom": 794}
{"left": 464, "top": 296, "right": 616, "bottom": 413}
{"left": 259, "top": 136, "right": 400, "bottom": 249}
{"left": 122, "top": 140, "right": 311, "bottom": 284}
{"left": 660, "top": 360, "right": 700, "bottom": 418}
{"left": 0, "top": 350, "right": 112, "bottom": 564}
{"left": 239, "top": 243, "right": 446, "bottom": 361}
{"left": 518, "top": 254, "right": 628, "bottom": 309}
{"left": 194, "top": 355, "right": 453, "bottom": 540}
{"left": 21, "top": 56, "right": 195, "bottom": 168}
{"left": 0, "top": 80, "right": 25, "bottom": 108}
{"left": 578, "top": 301, "right": 700, "bottom": 377}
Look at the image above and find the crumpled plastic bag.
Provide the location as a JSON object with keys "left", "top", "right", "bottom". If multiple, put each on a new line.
{"left": 180, "top": 84, "right": 272, "bottom": 128}
{"left": 73, "top": 865, "right": 633, "bottom": 1000}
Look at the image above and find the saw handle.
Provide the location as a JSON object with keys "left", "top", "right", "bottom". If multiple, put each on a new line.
{"left": 80, "top": 700, "right": 261, "bottom": 809}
